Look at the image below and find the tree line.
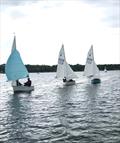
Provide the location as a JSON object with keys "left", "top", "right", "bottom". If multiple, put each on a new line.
{"left": 0, "top": 64, "right": 120, "bottom": 73}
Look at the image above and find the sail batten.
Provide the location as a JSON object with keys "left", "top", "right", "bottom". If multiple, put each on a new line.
{"left": 5, "top": 36, "right": 29, "bottom": 81}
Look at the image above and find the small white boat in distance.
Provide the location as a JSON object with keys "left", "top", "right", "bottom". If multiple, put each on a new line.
{"left": 104, "top": 66, "right": 107, "bottom": 72}
{"left": 84, "top": 45, "right": 101, "bottom": 84}
{"left": 5, "top": 35, "right": 34, "bottom": 93}
{"left": 56, "top": 44, "right": 77, "bottom": 86}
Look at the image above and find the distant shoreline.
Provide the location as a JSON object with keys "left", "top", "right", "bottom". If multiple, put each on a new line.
{"left": 0, "top": 64, "right": 120, "bottom": 73}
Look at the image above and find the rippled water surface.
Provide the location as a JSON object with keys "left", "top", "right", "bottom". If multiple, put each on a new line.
{"left": 0, "top": 71, "right": 120, "bottom": 143}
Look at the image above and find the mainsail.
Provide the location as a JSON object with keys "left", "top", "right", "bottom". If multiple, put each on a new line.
{"left": 84, "top": 45, "right": 100, "bottom": 78}
{"left": 56, "top": 44, "right": 77, "bottom": 80}
{"left": 5, "top": 36, "right": 29, "bottom": 81}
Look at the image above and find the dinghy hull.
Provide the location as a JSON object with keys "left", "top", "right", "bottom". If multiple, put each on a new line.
{"left": 13, "top": 86, "right": 34, "bottom": 93}
{"left": 91, "top": 78, "right": 101, "bottom": 84}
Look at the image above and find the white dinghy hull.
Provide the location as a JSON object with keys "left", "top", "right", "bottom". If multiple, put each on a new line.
{"left": 13, "top": 86, "right": 34, "bottom": 93}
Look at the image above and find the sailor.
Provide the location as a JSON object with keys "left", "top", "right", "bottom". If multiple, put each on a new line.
{"left": 63, "top": 77, "right": 67, "bottom": 82}
{"left": 24, "top": 76, "right": 31, "bottom": 86}
{"left": 69, "top": 79, "right": 74, "bottom": 82}
{"left": 16, "top": 80, "right": 22, "bottom": 86}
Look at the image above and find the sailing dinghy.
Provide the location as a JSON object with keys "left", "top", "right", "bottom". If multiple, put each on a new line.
{"left": 56, "top": 44, "right": 77, "bottom": 86}
{"left": 84, "top": 45, "right": 101, "bottom": 84}
{"left": 5, "top": 35, "right": 34, "bottom": 93}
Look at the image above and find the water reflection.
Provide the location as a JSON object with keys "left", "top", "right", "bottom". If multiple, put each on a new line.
{"left": 84, "top": 84, "right": 101, "bottom": 120}
{"left": 85, "top": 84, "right": 100, "bottom": 106}
{"left": 51, "top": 85, "right": 78, "bottom": 141}
{"left": 7, "top": 93, "right": 30, "bottom": 142}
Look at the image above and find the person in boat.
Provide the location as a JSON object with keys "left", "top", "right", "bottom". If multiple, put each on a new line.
{"left": 68, "top": 79, "right": 74, "bottom": 82}
{"left": 63, "top": 77, "right": 67, "bottom": 82}
{"left": 16, "top": 80, "right": 22, "bottom": 86}
{"left": 24, "top": 76, "right": 31, "bottom": 86}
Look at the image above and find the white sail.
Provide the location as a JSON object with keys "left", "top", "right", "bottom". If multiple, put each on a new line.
{"left": 56, "top": 44, "right": 77, "bottom": 80}
{"left": 84, "top": 45, "right": 100, "bottom": 78}
{"left": 64, "top": 61, "right": 77, "bottom": 80}
{"left": 56, "top": 44, "right": 66, "bottom": 79}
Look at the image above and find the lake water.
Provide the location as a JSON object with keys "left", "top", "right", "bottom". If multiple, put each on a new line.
{"left": 0, "top": 71, "right": 120, "bottom": 143}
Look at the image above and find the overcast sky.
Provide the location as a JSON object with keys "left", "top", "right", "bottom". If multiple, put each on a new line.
{"left": 0, "top": 0, "right": 120, "bottom": 65}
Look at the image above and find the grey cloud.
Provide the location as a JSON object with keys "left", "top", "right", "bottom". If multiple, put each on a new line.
{"left": 84, "top": 0, "right": 120, "bottom": 27}
{"left": 10, "top": 10, "right": 26, "bottom": 19}
{"left": 1, "top": 0, "right": 119, "bottom": 27}
{"left": 0, "top": 0, "right": 40, "bottom": 6}
{"left": 0, "top": 0, "right": 63, "bottom": 20}
{"left": 83, "top": 0, "right": 119, "bottom": 6}
{"left": 0, "top": 0, "right": 62, "bottom": 9}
